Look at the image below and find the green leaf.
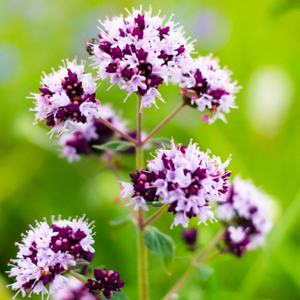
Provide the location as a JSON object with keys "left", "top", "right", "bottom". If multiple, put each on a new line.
{"left": 143, "top": 226, "right": 175, "bottom": 272}
{"left": 110, "top": 215, "right": 133, "bottom": 226}
{"left": 109, "top": 290, "right": 130, "bottom": 300}
{"left": 195, "top": 264, "right": 214, "bottom": 281}
{"left": 93, "top": 141, "right": 133, "bottom": 151}
{"left": 150, "top": 137, "right": 171, "bottom": 147}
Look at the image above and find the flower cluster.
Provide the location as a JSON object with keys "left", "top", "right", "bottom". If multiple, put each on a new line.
{"left": 121, "top": 139, "right": 231, "bottom": 227}
{"left": 216, "top": 176, "right": 273, "bottom": 257}
{"left": 179, "top": 55, "right": 240, "bottom": 123}
{"left": 30, "top": 58, "right": 100, "bottom": 136}
{"left": 7, "top": 216, "right": 95, "bottom": 298}
{"left": 86, "top": 269, "right": 124, "bottom": 299}
{"left": 91, "top": 6, "right": 194, "bottom": 110}
{"left": 59, "top": 103, "right": 127, "bottom": 162}
{"left": 53, "top": 277, "right": 101, "bottom": 300}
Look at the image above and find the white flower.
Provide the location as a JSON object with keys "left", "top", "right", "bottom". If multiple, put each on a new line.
{"left": 7, "top": 216, "right": 96, "bottom": 299}
{"left": 121, "top": 139, "right": 231, "bottom": 227}
{"left": 30, "top": 58, "right": 99, "bottom": 136}
{"left": 92, "top": 6, "right": 194, "bottom": 110}
{"left": 180, "top": 54, "right": 241, "bottom": 123}
{"left": 217, "top": 176, "right": 274, "bottom": 255}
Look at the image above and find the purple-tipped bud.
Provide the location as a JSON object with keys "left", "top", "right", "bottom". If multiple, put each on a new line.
{"left": 182, "top": 228, "right": 198, "bottom": 247}
{"left": 86, "top": 269, "right": 124, "bottom": 299}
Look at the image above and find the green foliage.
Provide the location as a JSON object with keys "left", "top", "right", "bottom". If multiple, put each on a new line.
{"left": 195, "top": 264, "right": 214, "bottom": 281}
{"left": 143, "top": 226, "right": 175, "bottom": 272}
{"left": 110, "top": 290, "right": 130, "bottom": 300}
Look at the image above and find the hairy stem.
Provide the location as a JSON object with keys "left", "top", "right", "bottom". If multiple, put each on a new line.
{"left": 142, "top": 102, "right": 186, "bottom": 145}
{"left": 69, "top": 270, "right": 87, "bottom": 285}
{"left": 162, "top": 229, "right": 224, "bottom": 300}
{"left": 136, "top": 95, "right": 149, "bottom": 300}
{"left": 142, "top": 205, "right": 168, "bottom": 228}
{"left": 98, "top": 116, "right": 137, "bottom": 145}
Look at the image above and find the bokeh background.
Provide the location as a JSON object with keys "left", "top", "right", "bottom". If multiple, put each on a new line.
{"left": 1, "top": 0, "right": 300, "bottom": 299}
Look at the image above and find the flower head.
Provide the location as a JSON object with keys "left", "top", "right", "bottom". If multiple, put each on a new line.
{"left": 30, "top": 58, "right": 100, "bottom": 136}
{"left": 121, "top": 139, "right": 231, "bottom": 227}
{"left": 180, "top": 55, "right": 240, "bottom": 123}
{"left": 53, "top": 277, "right": 101, "bottom": 300}
{"left": 217, "top": 176, "right": 273, "bottom": 257}
{"left": 7, "top": 216, "right": 95, "bottom": 299}
{"left": 86, "top": 269, "right": 124, "bottom": 299}
{"left": 59, "top": 103, "right": 127, "bottom": 162}
{"left": 92, "top": 6, "right": 194, "bottom": 110}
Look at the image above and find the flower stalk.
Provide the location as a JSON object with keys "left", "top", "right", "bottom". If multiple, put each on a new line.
{"left": 142, "top": 102, "right": 186, "bottom": 145}
{"left": 142, "top": 205, "right": 168, "bottom": 228}
{"left": 136, "top": 95, "right": 149, "bottom": 300}
{"left": 98, "top": 115, "right": 138, "bottom": 145}
{"left": 69, "top": 270, "right": 87, "bottom": 285}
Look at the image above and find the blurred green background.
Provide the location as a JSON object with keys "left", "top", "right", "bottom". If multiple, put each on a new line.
{"left": 1, "top": 0, "right": 300, "bottom": 299}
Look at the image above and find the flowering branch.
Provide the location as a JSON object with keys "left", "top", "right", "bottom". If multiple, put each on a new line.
{"left": 142, "top": 102, "right": 186, "bottom": 145}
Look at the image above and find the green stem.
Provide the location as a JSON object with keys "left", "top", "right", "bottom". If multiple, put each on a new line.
{"left": 142, "top": 205, "right": 168, "bottom": 228}
{"left": 162, "top": 229, "right": 224, "bottom": 300}
{"left": 142, "top": 102, "right": 186, "bottom": 145}
{"left": 162, "top": 265, "right": 194, "bottom": 300}
{"left": 136, "top": 95, "right": 149, "bottom": 300}
{"left": 69, "top": 270, "right": 87, "bottom": 285}
{"left": 195, "top": 229, "right": 225, "bottom": 263}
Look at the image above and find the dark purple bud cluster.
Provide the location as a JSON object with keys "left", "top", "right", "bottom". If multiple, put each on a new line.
{"left": 86, "top": 269, "right": 124, "bottom": 299}
{"left": 50, "top": 224, "right": 94, "bottom": 262}
{"left": 181, "top": 228, "right": 198, "bottom": 251}
{"left": 129, "top": 169, "right": 160, "bottom": 203}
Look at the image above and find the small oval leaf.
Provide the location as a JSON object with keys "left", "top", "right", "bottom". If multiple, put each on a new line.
{"left": 195, "top": 264, "right": 214, "bottom": 281}
{"left": 143, "top": 226, "right": 175, "bottom": 272}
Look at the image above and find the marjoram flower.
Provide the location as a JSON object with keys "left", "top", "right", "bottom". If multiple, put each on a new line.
{"left": 7, "top": 216, "right": 95, "bottom": 299}
{"left": 91, "top": 6, "right": 194, "bottom": 110}
{"left": 120, "top": 139, "right": 231, "bottom": 227}
{"left": 30, "top": 58, "right": 100, "bottom": 136}
{"left": 216, "top": 176, "right": 273, "bottom": 257}
{"left": 179, "top": 54, "right": 240, "bottom": 123}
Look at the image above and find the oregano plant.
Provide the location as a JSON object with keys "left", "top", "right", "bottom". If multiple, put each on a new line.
{"left": 6, "top": 6, "right": 273, "bottom": 300}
